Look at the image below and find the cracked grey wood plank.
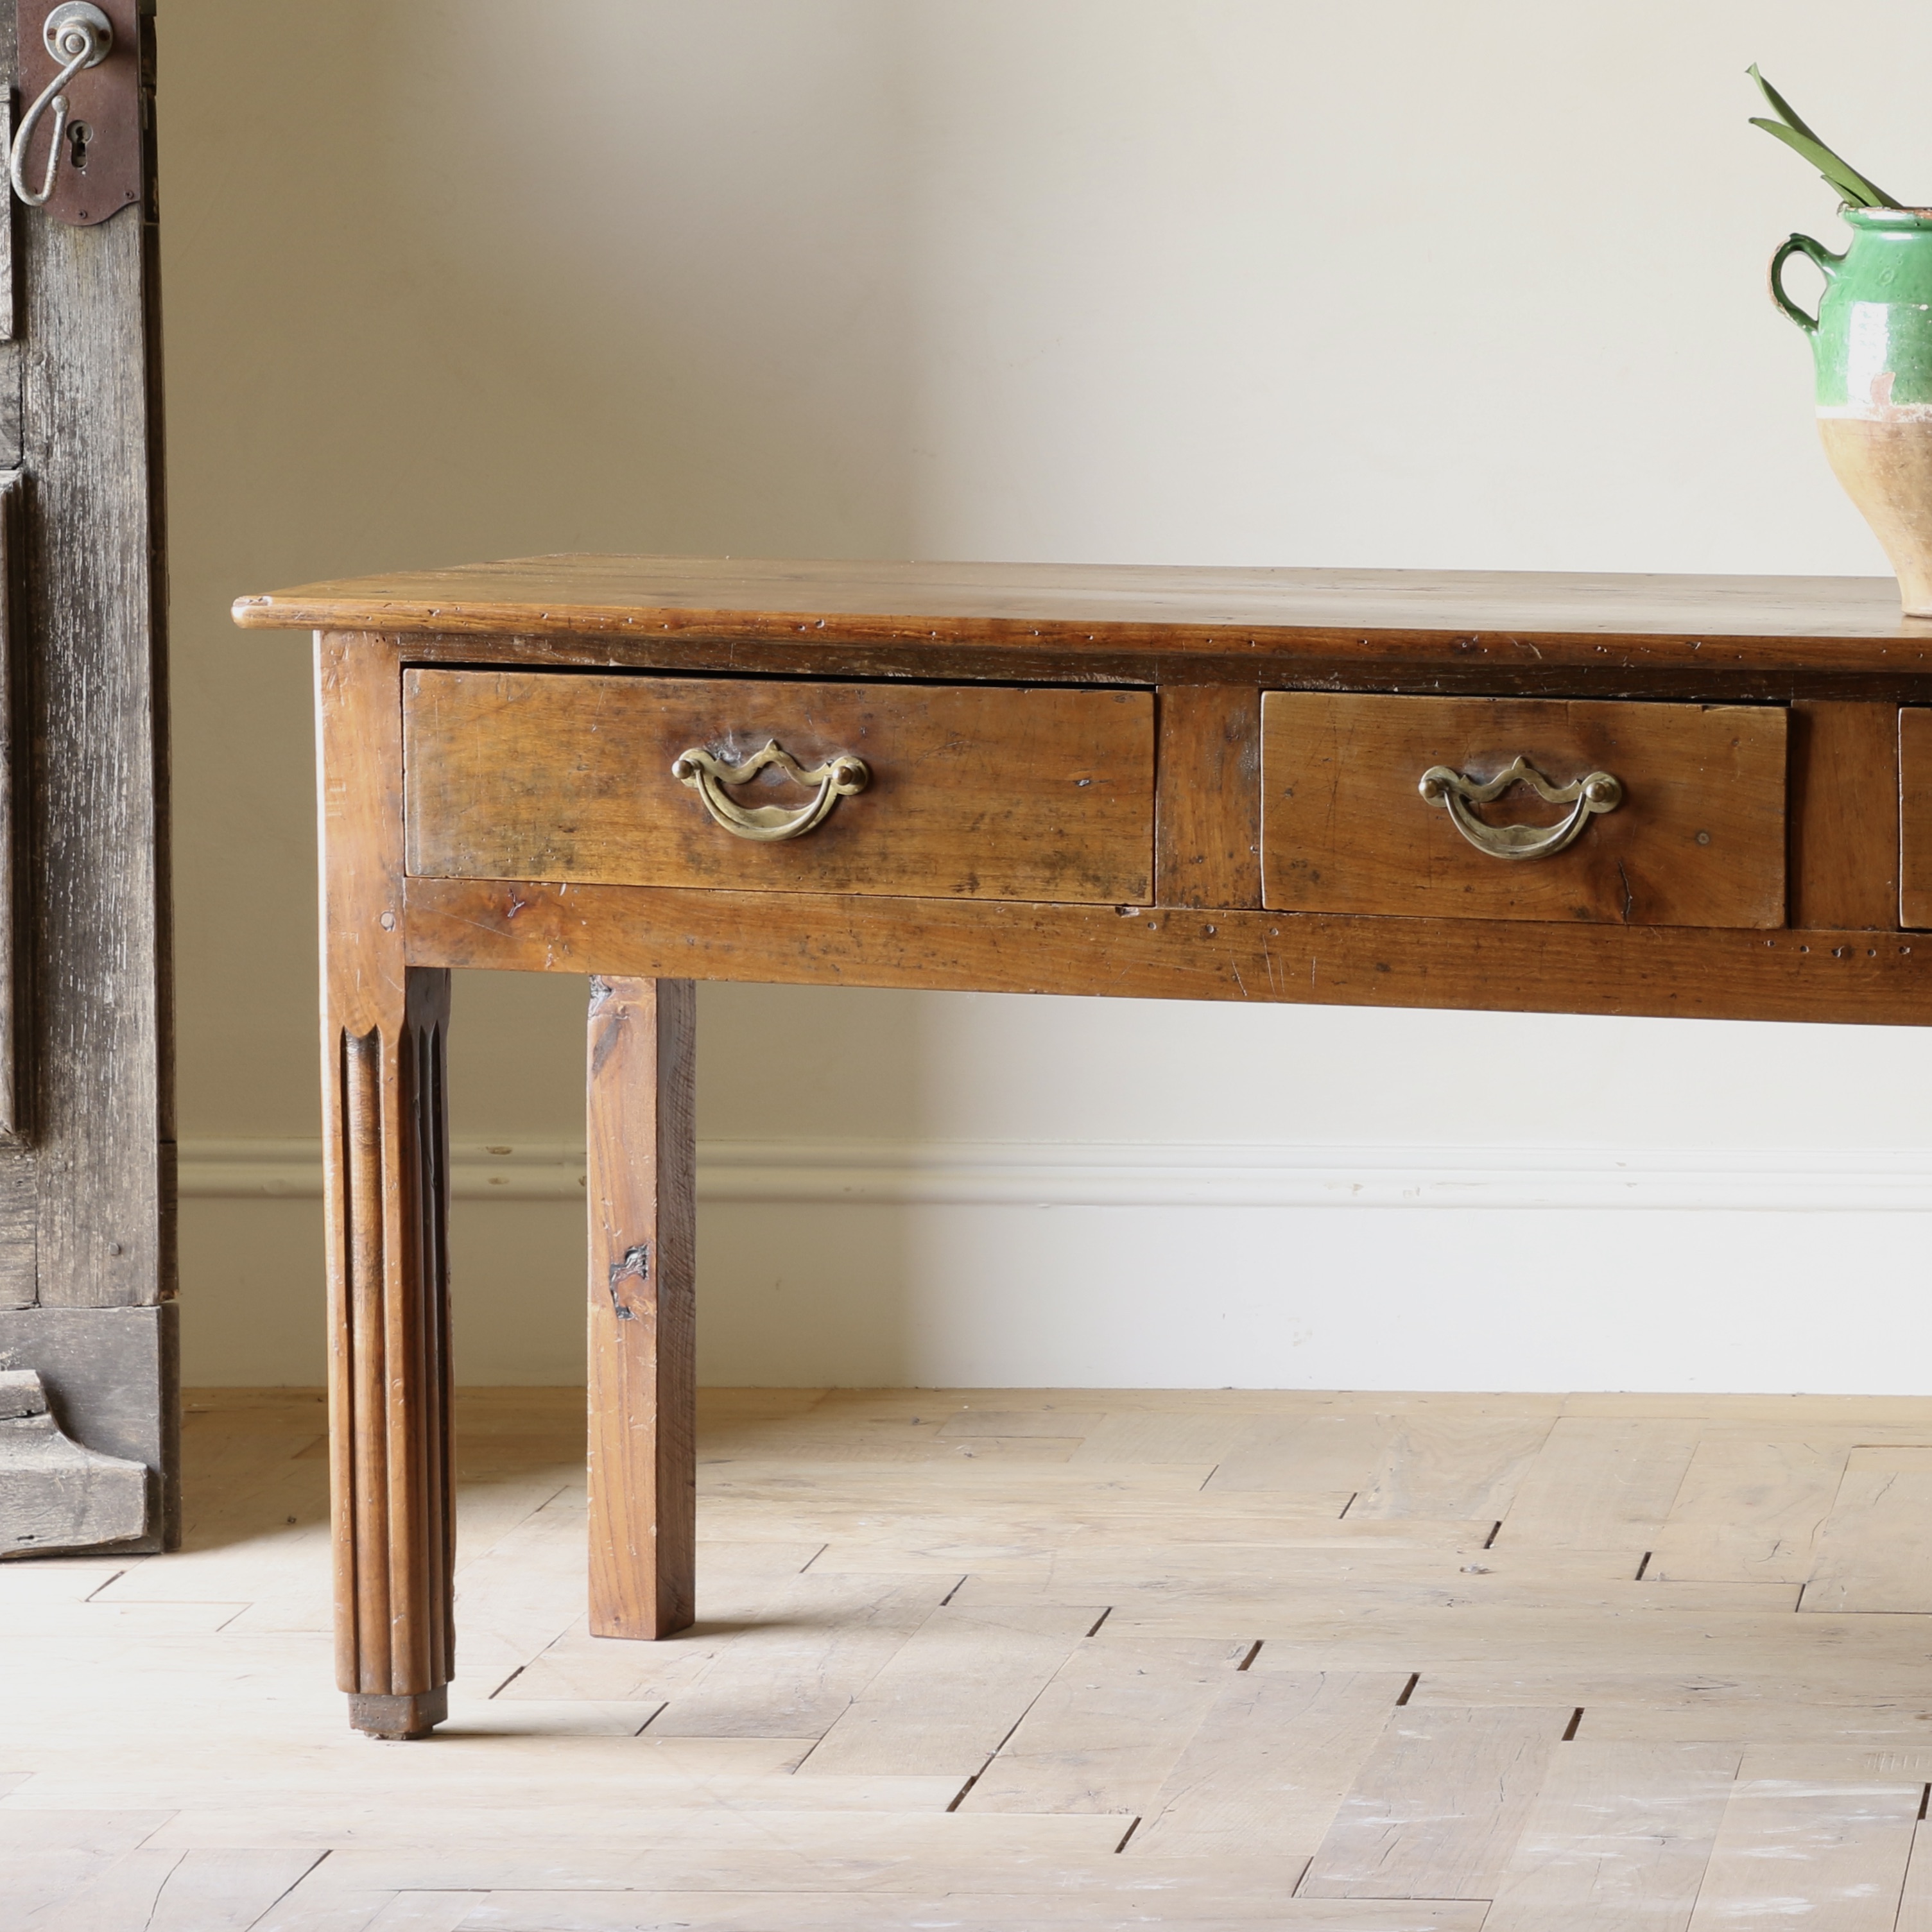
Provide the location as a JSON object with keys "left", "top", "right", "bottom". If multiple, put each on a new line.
{"left": 1202, "top": 1414, "right": 1399, "bottom": 1496}
{"left": 1131, "top": 1670, "right": 1413, "bottom": 1861}
{"left": 1686, "top": 1773, "right": 1919, "bottom": 1930}
{"left": 431, "top": 1888, "right": 1490, "bottom": 1928}
{"left": 961, "top": 1634, "right": 1252, "bottom": 1815}
{"left": 1352, "top": 1415, "right": 1554, "bottom": 1522}
{"left": 799, "top": 1602, "right": 1105, "bottom": 1779}
{"left": 1896, "top": 1820, "right": 1932, "bottom": 1932}
{"left": 1494, "top": 1419, "right": 1702, "bottom": 1550}
{"left": 251, "top": 1885, "right": 480, "bottom": 1932}
{"left": 1803, "top": 1449, "right": 1932, "bottom": 1613}
{"left": 649, "top": 1573, "right": 956, "bottom": 1738}
{"left": 1298, "top": 1705, "right": 1573, "bottom": 1900}
{"left": 1483, "top": 1741, "right": 1739, "bottom": 1930}
{"left": 1647, "top": 1433, "right": 1863, "bottom": 1584}
{"left": 31, "top": 1846, "right": 320, "bottom": 1931}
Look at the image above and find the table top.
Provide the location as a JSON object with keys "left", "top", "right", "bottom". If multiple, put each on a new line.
{"left": 232, "top": 554, "right": 1932, "bottom": 673}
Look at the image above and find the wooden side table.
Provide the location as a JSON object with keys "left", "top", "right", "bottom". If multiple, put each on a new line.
{"left": 236, "top": 556, "right": 1932, "bottom": 1736}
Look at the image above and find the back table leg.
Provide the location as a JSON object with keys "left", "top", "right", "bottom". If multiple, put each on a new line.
{"left": 586, "top": 976, "right": 698, "bottom": 1639}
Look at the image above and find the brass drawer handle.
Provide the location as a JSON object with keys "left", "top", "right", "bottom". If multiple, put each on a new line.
{"left": 1419, "top": 755, "right": 1622, "bottom": 861}
{"left": 672, "top": 739, "right": 870, "bottom": 842}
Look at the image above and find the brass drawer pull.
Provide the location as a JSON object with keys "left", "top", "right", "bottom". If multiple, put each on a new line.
{"left": 672, "top": 739, "right": 870, "bottom": 842}
{"left": 1419, "top": 755, "right": 1622, "bottom": 861}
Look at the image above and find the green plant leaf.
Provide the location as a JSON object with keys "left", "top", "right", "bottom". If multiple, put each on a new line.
{"left": 1747, "top": 64, "right": 1824, "bottom": 143}
{"left": 1748, "top": 116, "right": 1902, "bottom": 208}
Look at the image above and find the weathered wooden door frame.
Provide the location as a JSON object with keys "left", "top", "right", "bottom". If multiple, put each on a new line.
{"left": 0, "top": 0, "right": 175, "bottom": 1553}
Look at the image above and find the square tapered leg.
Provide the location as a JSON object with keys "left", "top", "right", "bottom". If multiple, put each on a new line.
{"left": 585, "top": 976, "right": 697, "bottom": 1639}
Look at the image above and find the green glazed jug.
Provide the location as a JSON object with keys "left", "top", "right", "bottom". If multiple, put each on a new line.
{"left": 1772, "top": 207, "right": 1932, "bottom": 615}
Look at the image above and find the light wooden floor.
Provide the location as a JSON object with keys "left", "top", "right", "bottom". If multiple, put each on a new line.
{"left": 12, "top": 1393, "right": 1932, "bottom": 1930}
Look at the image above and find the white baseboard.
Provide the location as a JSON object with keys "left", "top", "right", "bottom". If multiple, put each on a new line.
{"left": 175, "top": 1137, "right": 1932, "bottom": 1213}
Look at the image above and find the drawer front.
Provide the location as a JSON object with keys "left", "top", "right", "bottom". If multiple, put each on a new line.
{"left": 1262, "top": 693, "right": 1786, "bottom": 927}
{"left": 404, "top": 671, "right": 1154, "bottom": 903}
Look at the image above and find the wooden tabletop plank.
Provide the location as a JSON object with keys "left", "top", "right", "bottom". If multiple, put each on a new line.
{"left": 233, "top": 555, "right": 1932, "bottom": 671}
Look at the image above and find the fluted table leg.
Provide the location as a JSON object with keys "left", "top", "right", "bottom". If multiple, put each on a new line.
{"left": 317, "top": 632, "right": 455, "bottom": 1738}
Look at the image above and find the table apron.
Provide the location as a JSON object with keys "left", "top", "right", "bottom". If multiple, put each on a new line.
{"left": 401, "top": 876, "right": 1932, "bottom": 1028}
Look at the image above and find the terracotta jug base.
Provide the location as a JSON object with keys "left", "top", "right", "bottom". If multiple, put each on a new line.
{"left": 1818, "top": 415, "right": 1932, "bottom": 616}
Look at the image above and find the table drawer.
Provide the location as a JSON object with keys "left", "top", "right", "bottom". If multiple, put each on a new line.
{"left": 1261, "top": 693, "right": 1786, "bottom": 927}
{"left": 404, "top": 671, "right": 1154, "bottom": 902}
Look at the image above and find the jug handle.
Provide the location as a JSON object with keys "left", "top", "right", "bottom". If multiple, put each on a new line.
{"left": 1770, "top": 232, "right": 1844, "bottom": 333}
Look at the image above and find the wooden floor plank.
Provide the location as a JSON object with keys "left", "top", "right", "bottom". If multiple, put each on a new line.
{"left": 1482, "top": 1741, "right": 1739, "bottom": 1930}
{"left": 493, "top": 1627, "right": 727, "bottom": 1705}
{"left": 1202, "top": 1415, "right": 1399, "bottom": 1496}
{"left": 698, "top": 1419, "right": 1089, "bottom": 1463}
{"left": 1131, "top": 1670, "right": 1412, "bottom": 1863}
{"left": 937, "top": 1407, "right": 1108, "bottom": 1440}
{"left": 1, "top": 1600, "right": 252, "bottom": 1636}
{"left": 499, "top": 1544, "right": 843, "bottom": 1703}
{"left": 1646, "top": 1433, "right": 1861, "bottom": 1584}
{"left": 1239, "top": 1607, "right": 1932, "bottom": 1679}
{"left": 248, "top": 1889, "right": 405, "bottom": 1932}
{"left": 799, "top": 1503, "right": 1407, "bottom": 1573}
{"left": 1493, "top": 1417, "right": 1702, "bottom": 1550}
{"left": 1066, "top": 1409, "right": 1279, "bottom": 1466}
{"left": 1558, "top": 1395, "right": 1932, "bottom": 1424}
{"left": 1896, "top": 1820, "right": 1932, "bottom": 1932}
{"left": 699, "top": 1388, "right": 832, "bottom": 1420}
{"left": 798, "top": 1603, "right": 1106, "bottom": 1779}
{"left": 948, "top": 1559, "right": 1794, "bottom": 1617}
{"left": 250, "top": 1890, "right": 488, "bottom": 1932}
{"left": 1583, "top": 1701, "right": 1932, "bottom": 1745}
{"left": 1685, "top": 1774, "right": 1920, "bottom": 1930}
{"left": 648, "top": 1574, "right": 960, "bottom": 1738}
{"left": 1352, "top": 1414, "right": 1554, "bottom": 1522}
{"left": 92, "top": 1526, "right": 335, "bottom": 1609}
{"left": 1412, "top": 1669, "right": 1932, "bottom": 1710}
{"left": 1298, "top": 1706, "right": 1573, "bottom": 1900}
{"left": 440, "top": 1890, "right": 1490, "bottom": 1928}
{"left": 0, "top": 1811, "right": 178, "bottom": 1930}
{"left": 32, "top": 1847, "right": 322, "bottom": 1931}
{"left": 13, "top": 1766, "right": 965, "bottom": 1824}
{"left": 1804, "top": 1449, "right": 1932, "bottom": 1613}
{"left": 820, "top": 1388, "right": 1377, "bottom": 1417}
{"left": 447, "top": 1491, "right": 596, "bottom": 1662}
{"left": 139, "top": 1811, "right": 1135, "bottom": 1859}
{"left": 358, "top": 1896, "right": 485, "bottom": 1931}
{"left": 0, "top": 1557, "right": 134, "bottom": 1605}
{"left": 1737, "top": 1746, "right": 1932, "bottom": 1784}
{"left": 698, "top": 1463, "right": 1238, "bottom": 1524}
{"left": 945, "top": 1541, "right": 1639, "bottom": 1605}
{"left": 297, "top": 1849, "right": 1432, "bottom": 1909}
{"left": 961, "top": 1634, "right": 1252, "bottom": 1815}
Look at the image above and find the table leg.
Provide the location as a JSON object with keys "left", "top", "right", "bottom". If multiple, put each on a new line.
{"left": 325, "top": 966, "right": 455, "bottom": 1739}
{"left": 585, "top": 976, "right": 697, "bottom": 1639}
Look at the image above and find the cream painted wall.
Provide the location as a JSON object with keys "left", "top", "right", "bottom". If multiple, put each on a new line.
{"left": 166, "top": 1, "right": 1932, "bottom": 1390}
